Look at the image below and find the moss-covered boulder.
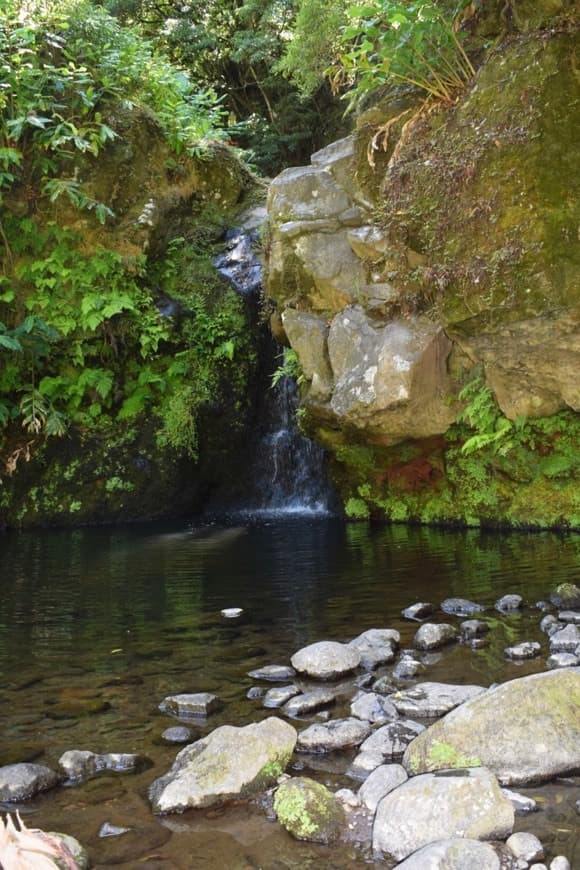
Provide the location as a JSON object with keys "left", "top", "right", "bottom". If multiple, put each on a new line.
{"left": 274, "top": 777, "right": 345, "bottom": 844}
{"left": 403, "top": 669, "right": 580, "bottom": 785}
{"left": 149, "top": 718, "right": 297, "bottom": 814}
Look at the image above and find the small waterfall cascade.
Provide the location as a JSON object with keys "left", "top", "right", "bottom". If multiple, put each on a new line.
{"left": 211, "top": 210, "right": 335, "bottom": 518}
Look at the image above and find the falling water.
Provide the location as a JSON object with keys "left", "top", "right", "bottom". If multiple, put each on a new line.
{"left": 211, "top": 211, "right": 335, "bottom": 518}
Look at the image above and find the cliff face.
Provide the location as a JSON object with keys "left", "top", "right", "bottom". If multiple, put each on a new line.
{"left": 266, "top": 15, "right": 580, "bottom": 527}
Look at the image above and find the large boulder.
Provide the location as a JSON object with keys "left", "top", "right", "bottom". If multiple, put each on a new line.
{"left": 372, "top": 768, "right": 514, "bottom": 861}
{"left": 394, "top": 838, "right": 501, "bottom": 869}
{"left": 148, "top": 717, "right": 297, "bottom": 813}
{"left": 403, "top": 669, "right": 580, "bottom": 785}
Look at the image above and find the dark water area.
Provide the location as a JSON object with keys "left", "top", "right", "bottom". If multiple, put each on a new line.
{"left": 0, "top": 520, "right": 579, "bottom": 868}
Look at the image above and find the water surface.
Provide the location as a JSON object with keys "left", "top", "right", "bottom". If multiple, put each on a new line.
{"left": 0, "top": 520, "right": 579, "bottom": 868}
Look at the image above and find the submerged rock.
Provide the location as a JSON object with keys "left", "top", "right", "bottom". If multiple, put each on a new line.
{"left": 388, "top": 682, "right": 486, "bottom": 718}
{"left": 0, "top": 763, "right": 60, "bottom": 802}
{"left": 274, "top": 777, "right": 345, "bottom": 844}
{"left": 161, "top": 726, "right": 193, "bottom": 744}
{"left": 291, "top": 641, "right": 360, "bottom": 680}
{"left": 149, "top": 717, "right": 297, "bottom": 813}
{"left": 403, "top": 668, "right": 580, "bottom": 785}
{"left": 59, "top": 750, "right": 149, "bottom": 780}
{"left": 394, "top": 838, "right": 501, "bottom": 869}
{"left": 372, "top": 768, "right": 513, "bottom": 862}
{"left": 297, "top": 718, "right": 371, "bottom": 753}
{"left": 247, "top": 664, "right": 296, "bottom": 682}
{"left": 414, "top": 623, "right": 458, "bottom": 650}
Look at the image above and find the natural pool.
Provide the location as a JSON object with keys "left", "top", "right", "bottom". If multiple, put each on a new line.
{"left": 0, "top": 520, "right": 579, "bottom": 868}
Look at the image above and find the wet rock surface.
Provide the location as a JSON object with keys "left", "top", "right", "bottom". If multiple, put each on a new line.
{"left": 414, "top": 623, "right": 458, "bottom": 650}
{"left": 0, "top": 763, "right": 61, "bottom": 801}
{"left": 394, "top": 837, "right": 502, "bottom": 869}
{"left": 291, "top": 641, "right": 361, "bottom": 680}
{"left": 274, "top": 776, "right": 345, "bottom": 844}
{"left": 296, "top": 717, "right": 372, "bottom": 753}
{"left": 388, "top": 682, "right": 486, "bottom": 718}
{"left": 59, "top": 750, "right": 150, "bottom": 780}
{"left": 441, "top": 598, "right": 486, "bottom": 617}
{"left": 358, "top": 720, "right": 425, "bottom": 763}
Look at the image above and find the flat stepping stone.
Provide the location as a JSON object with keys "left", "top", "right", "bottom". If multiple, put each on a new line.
{"left": 388, "top": 682, "right": 486, "bottom": 718}
{"left": 291, "top": 641, "right": 360, "bottom": 680}
{"left": 247, "top": 664, "right": 296, "bottom": 681}
{"left": 159, "top": 693, "right": 220, "bottom": 718}
{"left": 440, "top": 598, "right": 485, "bottom": 617}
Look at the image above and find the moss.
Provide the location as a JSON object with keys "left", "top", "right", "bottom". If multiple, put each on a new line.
{"left": 274, "top": 777, "right": 344, "bottom": 844}
{"left": 425, "top": 740, "right": 482, "bottom": 771}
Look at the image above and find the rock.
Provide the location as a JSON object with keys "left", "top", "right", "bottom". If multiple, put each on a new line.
{"left": 297, "top": 717, "right": 371, "bottom": 753}
{"left": 149, "top": 717, "right": 297, "bottom": 813}
{"left": 372, "top": 675, "right": 398, "bottom": 695}
{"left": 99, "top": 822, "right": 132, "bottom": 837}
{"left": 549, "top": 624, "right": 580, "bottom": 652}
{"left": 402, "top": 602, "right": 435, "bottom": 621}
{"left": 273, "top": 776, "right": 345, "bottom": 844}
{"left": 559, "top": 610, "right": 580, "bottom": 624}
{"left": 348, "top": 750, "right": 385, "bottom": 780}
{"left": 0, "top": 763, "right": 60, "bottom": 801}
{"left": 159, "top": 692, "right": 220, "bottom": 718}
{"left": 440, "top": 598, "right": 485, "bottom": 617}
{"left": 334, "top": 787, "right": 360, "bottom": 807}
{"left": 291, "top": 641, "right": 360, "bottom": 680}
{"left": 281, "top": 310, "right": 333, "bottom": 400}
{"left": 414, "top": 623, "right": 458, "bottom": 650}
{"left": 505, "top": 642, "right": 541, "bottom": 659}
{"left": 264, "top": 685, "right": 301, "bottom": 708}
{"left": 506, "top": 832, "right": 544, "bottom": 863}
{"left": 221, "top": 607, "right": 243, "bottom": 618}
{"left": 550, "top": 584, "right": 580, "bottom": 609}
{"left": 348, "top": 628, "right": 399, "bottom": 669}
{"left": 403, "top": 669, "right": 580, "bottom": 785}
{"left": 536, "top": 601, "right": 554, "bottom": 612}
{"left": 161, "top": 726, "right": 192, "bottom": 744}
{"left": 392, "top": 655, "right": 426, "bottom": 679}
{"left": 372, "top": 768, "right": 514, "bottom": 861}
{"left": 359, "top": 720, "right": 425, "bottom": 762}
{"left": 268, "top": 166, "right": 353, "bottom": 224}
{"left": 282, "top": 688, "right": 336, "bottom": 717}
{"left": 389, "top": 682, "right": 486, "bottom": 718}
{"left": 393, "top": 838, "right": 502, "bottom": 869}
{"left": 550, "top": 858, "right": 571, "bottom": 870}
{"left": 50, "top": 832, "right": 89, "bottom": 868}
{"left": 247, "top": 664, "right": 296, "bottom": 681}
{"left": 59, "top": 750, "right": 149, "bottom": 780}
{"left": 358, "top": 764, "right": 407, "bottom": 813}
{"left": 501, "top": 788, "right": 538, "bottom": 813}
{"left": 547, "top": 652, "right": 579, "bottom": 668}
{"left": 327, "top": 306, "right": 455, "bottom": 440}
{"left": 247, "top": 686, "right": 267, "bottom": 699}
{"left": 541, "top": 614, "right": 561, "bottom": 635}
{"left": 350, "top": 691, "right": 398, "bottom": 723}
{"left": 495, "top": 594, "right": 523, "bottom": 612}
{"left": 460, "top": 619, "right": 490, "bottom": 640}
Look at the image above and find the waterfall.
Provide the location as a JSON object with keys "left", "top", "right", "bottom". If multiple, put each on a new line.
{"left": 209, "top": 210, "right": 335, "bottom": 519}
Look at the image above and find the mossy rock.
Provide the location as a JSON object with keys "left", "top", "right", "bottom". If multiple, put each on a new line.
{"left": 274, "top": 777, "right": 345, "bottom": 844}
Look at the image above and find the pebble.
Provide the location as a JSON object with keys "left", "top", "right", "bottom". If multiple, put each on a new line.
{"left": 221, "top": 607, "right": 243, "bottom": 618}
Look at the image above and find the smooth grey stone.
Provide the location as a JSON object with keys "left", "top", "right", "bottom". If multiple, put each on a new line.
{"left": 550, "top": 858, "right": 571, "bottom": 870}
{"left": 540, "top": 615, "right": 560, "bottom": 635}
{"left": 358, "top": 763, "right": 407, "bottom": 812}
{"left": 282, "top": 688, "right": 336, "bottom": 717}
{"left": 460, "top": 619, "right": 490, "bottom": 639}
{"left": 221, "top": 607, "right": 243, "bottom": 618}
{"left": 159, "top": 692, "right": 220, "bottom": 718}
{"left": 530, "top": 865, "right": 548, "bottom": 870}
{"left": 389, "top": 682, "right": 486, "bottom": 718}
{"left": 501, "top": 787, "right": 538, "bottom": 813}
{"left": 334, "top": 787, "right": 360, "bottom": 807}
{"left": 246, "top": 686, "right": 267, "bottom": 700}
{"left": 264, "top": 684, "right": 300, "bottom": 708}
{"left": 402, "top": 602, "right": 435, "bottom": 621}
{"left": 291, "top": 641, "right": 360, "bottom": 680}
{"left": 394, "top": 838, "right": 501, "bottom": 869}
{"left": 547, "top": 652, "right": 579, "bottom": 669}
{"left": 392, "top": 656, "right": 426, "bottom": 680}
{"left": 506, "top": 832, "right": 544, "bottom": 863}
{"left": 0, "top": 763, "right": 60, "bottom": 801}
{"left": 550, "top": 624, "right": 580, "bottom": 652}
{"left": 59, "top": 750, "right": 148, "bottom": 780}
{"left": 348, "top": 628, "right": 399, "bottom": 669}
{"left": 149, "top": 717, "right": 297, "bottom": 813}
{"left": 359, "top": 719, "right": 425, "bottom": 762}
{"left": 99, "top": 822, "right": 132, "bottom": 838}
{"left": 297, "top": 717, "right": 371, "bottom": 753}
{"left": 373, "top": 768, "right": 513, "bottom": 862}
{"left": 440, "top": 598, "right": 485, "bottom": 617}
{"left": 505, "top": 641, "right": 541, "bottom": 660}
{"left": 496, "top": 594, "right": 523, "bottom": 612}
{"left": 161, "top": 726, "right": 192, "bottom": 744}
{"left": 350, "top": 691, "right": 398, "bottom": 724}
{"left": 347, "top": 750, "right": 385, "bottom": 780}
{"left": 414, "top": 623, "right": 458, "bottom": 650}
{"left": 559, "top": 610, "right": 580, "bottom": 624}
{"left": 247, "top": 664, "right": 296, "bottom": 682}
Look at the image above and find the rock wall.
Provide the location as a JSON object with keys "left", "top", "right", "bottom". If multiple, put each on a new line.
{"left": 266, "top": 15, "right": 580, "bottom": 528}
